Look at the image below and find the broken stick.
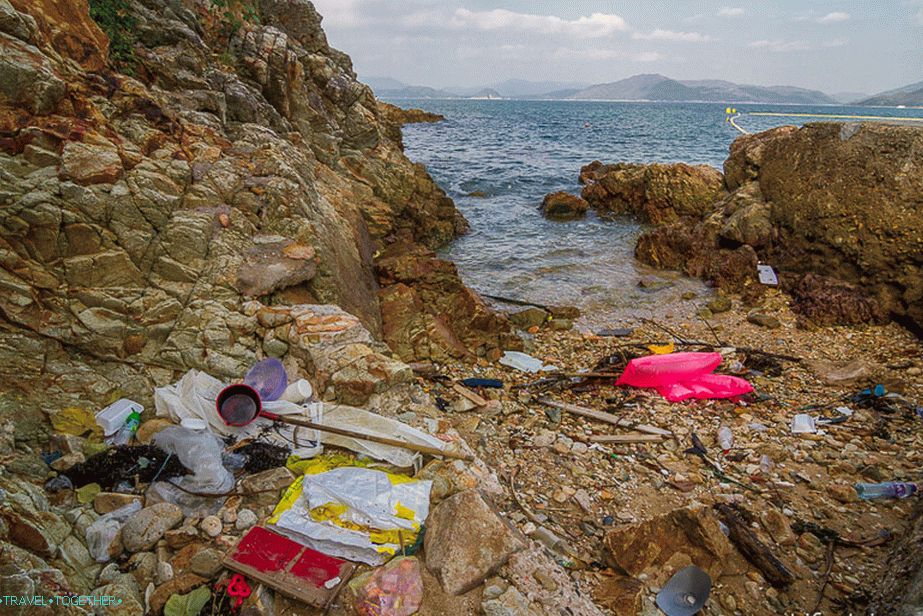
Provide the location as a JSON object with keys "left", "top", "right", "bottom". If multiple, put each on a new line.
{"left": 589, "top": 433, "right": 663, "bottom": 444}
{"left": 715, "top": 504, "right": 794, "bottom": 588}
{"left": 536, "top": 397, "right": 673, "bottom": 437}
{"left": 452, "top": 383, "right": 488, "bottom": 407}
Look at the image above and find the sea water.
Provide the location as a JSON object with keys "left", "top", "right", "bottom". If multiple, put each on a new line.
{"left": 392, "top": 99, "right": 920, "bottom": 326}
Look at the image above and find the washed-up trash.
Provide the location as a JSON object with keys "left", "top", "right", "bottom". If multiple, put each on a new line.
{"left": 86, "top": 500, "right": 142, "bottom": 562}
{"left": 647, "top": 340, "right": 676, "bottom": 355}
{"left": 244, "top": 357, "right": 288, "bottom": 401}
{"left": 280, "top": 378, "right": 314, "bottom": 403}
{"left": 717, "top": 426, "right": 734, "bottom": 451}
{"left": 460, "top": 378, "right": 504, "bottom": 389}
{"left": 757, "top": 263, "right": 779, "bottom": 286}
{"left": 95, "top": 399, "right": 144, "bottom": 436}
{"left": 352, "top": 556, "right": 423, "bottom": 616}
{"left": 597, "top": 328, "right": 633, "bottom": 337}
{"left": 855, "top": 481, "right": 918, "bottom": 500}
{"left": 147, "top": 426, "right": 235, "bottom": 517}
{"left": 617, "top": 353, "right": 752, "bottom": 402}
{"left": 164, "top": 586, "right": 211, "bottom": 616}
{"left": 223, "top": 575, "right": 251, "bottom": 609}
{"left": 656, "top": 374, "right": 753, "bottom": 402}
{"left": 52, "top": 406, "right": 102, "bottom": 437}
{"left": 499, "top": 351, "right": 558, "bottom": 373}
{"left": 223, "top": 525, "right": 355, "bottom": 608}
{"left": 75, "top": 482, "right": 100, "bottom": 504}
{"left": 618, "top": 352, "right": 722, "bottom": 388}
{"left": 791, "top": 414, "right": 817, "bottom": 434}
{"left": 64, "top": 445, "right": 189, "bottom": 490}
{"left": 270, "top": 462, "right": 432, "bottom": 565}
{"left": 109, "top": 410, "right": 141, "bottom": 446}
{"left": 656, "top": 565, "right": 712, "bottom": 616}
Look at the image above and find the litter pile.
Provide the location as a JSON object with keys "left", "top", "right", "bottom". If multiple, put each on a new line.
{"left": 3, "top": 289, "right": 922, "bottom": 616}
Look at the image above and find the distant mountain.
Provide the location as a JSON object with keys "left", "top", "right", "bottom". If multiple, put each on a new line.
{"left": 363, "top": 76, "right": 409, "bottom": 92}
{"left": 831, "top": 91, "right": 870, "bottom": 104}
{"left": 374, "top": 85, "right": 460, "bottom": 99}
{"left": 571, "top": 74, "right": 837, "bottom": 104}
{"left": 469, "top": 88, "right": 503, "bottom": 100}
{"left": 858, "top": 81, "right": 923, "bottom": 107}
{"left": 489, "top": 79, "right": 588, "bottom": 97}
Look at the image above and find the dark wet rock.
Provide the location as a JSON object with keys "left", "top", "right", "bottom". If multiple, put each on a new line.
{"left": 541, "top": 191, "right": 589, "bottom": 220}
{"left": 787, "top": 273, "right": 885, "bottom": 327}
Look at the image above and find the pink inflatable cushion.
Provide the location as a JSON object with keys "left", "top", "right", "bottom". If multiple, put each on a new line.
{"left": 656, "top": 374, "right": 754, "bottom": 402}
{"left": 616, "top": 352, "right": 723, "bottom": 388}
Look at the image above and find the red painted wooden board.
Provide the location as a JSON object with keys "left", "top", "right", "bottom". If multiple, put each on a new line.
{"left": 223, "top": 526, "right": 355, "bottom": 608}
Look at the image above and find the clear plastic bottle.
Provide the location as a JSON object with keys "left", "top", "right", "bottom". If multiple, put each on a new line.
{"left": 717, "top": 426, "right": 734, "bottom": 451}
{"left": 110, "top": 411, "right": 141, "bottom": 446}
{"left": 854, "top": 482, "right": 918, "bottom": 500}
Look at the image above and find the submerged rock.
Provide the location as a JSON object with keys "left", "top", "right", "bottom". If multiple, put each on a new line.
{"left": 541, "top": 191, "right": 589, "bottom": 220}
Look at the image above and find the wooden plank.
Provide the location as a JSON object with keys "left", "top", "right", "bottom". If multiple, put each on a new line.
{"left": 452, "top": 383, "right": 488, "bottom": 407}
{"left": 536, "top": 397, "right": 673, "bottom": 437}
{"left": 589, "top": 433, "right": 663, "bottom": 444}
{"left": 715, "top": 504, "right": 795, "bottom": 588}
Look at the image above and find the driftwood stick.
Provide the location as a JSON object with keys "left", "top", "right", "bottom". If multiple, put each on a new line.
{"left": 715, "top": 504, "right": 795, "bottom": 588}
{"left": 589, "top": 433, "right": 663, "bottom": 444}
{"left": 483, "top": 293, "right": 552, "bottom": 311}
{"left": 536, "top": 397, "right": 672, "bottom": 437}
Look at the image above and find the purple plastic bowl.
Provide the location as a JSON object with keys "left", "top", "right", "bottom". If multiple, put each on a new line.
{"left": 243, "top": 358, "right": 288, "bottom": 401}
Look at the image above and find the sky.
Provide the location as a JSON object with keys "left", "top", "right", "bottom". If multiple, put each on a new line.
{"left": 309, "top": 0, "right": 923, "bottom": 94}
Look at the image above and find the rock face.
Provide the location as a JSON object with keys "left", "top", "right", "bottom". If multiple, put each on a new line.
{"left": 0, "top": 0, "right": 511, "bottom": 415}
{"left": 579, "top": 161, "right": 724, "bottom": 223}
{"left": 602, "top": 507, "right": 741, "bottom": 584}
{"left": 424, "top": 490, "right": 525, "bottom": 595}
{"left": 636, "top": 123, "right": 923, "bottom": 331}
{"left": 541, "top": 191, "right": 588, "bottom": 220}
{"left": 379, "top": 101, "right": 445, "bottom": 125}
{"left": 376, "top": 242, "right": 519, "bottom": 363}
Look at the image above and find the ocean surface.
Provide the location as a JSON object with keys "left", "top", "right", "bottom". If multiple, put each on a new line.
{"left": 390, "top": 99, "right": 922, "bottom": 326}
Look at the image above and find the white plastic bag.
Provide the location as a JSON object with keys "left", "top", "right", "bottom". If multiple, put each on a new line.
{"left": 321, "top": 405, "right": 447, "bottom": 468}
{"left": 271, "top": 466, "right": 432, "bottom": 565}
{"left": 147, "top": 426, "right": 235, "bottom": 517}
{"left": 86, "top": 501, "right": 141, "bottom": 562}
{"left": 499, "top": 351, "right": 557, "bottom": 373}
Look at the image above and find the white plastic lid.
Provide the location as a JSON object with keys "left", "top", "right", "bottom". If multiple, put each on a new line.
{"left": 180, "top": 417, "right": 208, "bottom": 431}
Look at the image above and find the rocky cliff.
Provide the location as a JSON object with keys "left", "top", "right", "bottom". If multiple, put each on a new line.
{"left": 634, "top": 123, "right": 923, "bottom": 332}
{"left": 0, "top": 0, "right": 513, "bottom": 417}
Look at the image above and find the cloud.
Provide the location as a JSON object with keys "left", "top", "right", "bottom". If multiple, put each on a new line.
{"left": 717, "top": 7, "right": 745, "bottom": 17}
{"left": 635, "top": 51, "right": 663, "bottom": 62}
{"left": 448, "top": 9, "right": 629, "bottom": 38}
{"left": 632, "top": 29, "right": 713, "bottom": 42}
{"left": 748, "top": 39, "right": 812, "bottom": 52}
{"left": 817, "top": 11, "right": 850, "bottom": 23}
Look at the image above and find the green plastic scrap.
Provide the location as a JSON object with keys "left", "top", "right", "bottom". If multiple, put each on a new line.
{"left": 164, "top": 586, "right": 211, "bottom": 616}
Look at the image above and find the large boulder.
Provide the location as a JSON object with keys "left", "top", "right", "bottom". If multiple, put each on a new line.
{"left": 424, "top": 490, "right": 525, "bottom": 595}
{"left": 634, "top": 123, "right": 923, "bottom": 331}
{"left": 580, "top": 161, "right": 724, "bottom": 223}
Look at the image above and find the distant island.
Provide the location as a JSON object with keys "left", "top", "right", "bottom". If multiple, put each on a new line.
{"left": 366, "top": 73, "right": 922, "bottom": 107}
{"left": 856, "top": 80, "right": 923, "bottom": 107}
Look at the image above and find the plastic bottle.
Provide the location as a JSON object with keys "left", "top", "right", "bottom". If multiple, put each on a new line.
{"left": 717, "top": 426, "right": 734, "bottom": 451}
{"left": 854, "top": 482, "right": 918, "bottom": 500}
{"left": 110, "top": 411, "right": 141, "bottom": 446}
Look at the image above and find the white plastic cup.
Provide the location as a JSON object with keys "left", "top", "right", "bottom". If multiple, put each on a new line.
{"left": 280, "top": 379, "right": 313, "bottom": 404}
